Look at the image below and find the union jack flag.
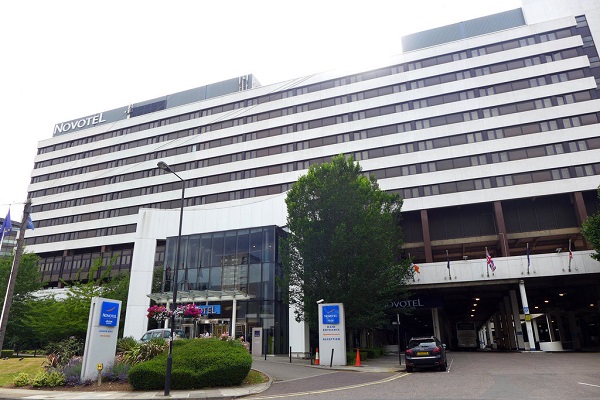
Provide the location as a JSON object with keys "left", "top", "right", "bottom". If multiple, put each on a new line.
{"left": 486, "top": 248, "right": 496, "bottom": 272}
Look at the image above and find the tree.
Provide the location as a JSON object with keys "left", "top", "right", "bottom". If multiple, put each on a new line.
{"left": 582, "top": 186, "right": 600, "bottom": 261}
{"left": 280, "top": 155, "right": 412, "bottom": 334}
{"left": 0, "top": 252, "right": 44, "bottom": 351}
{"left": 20, "top": 256, "right": 130, "bottom": 344}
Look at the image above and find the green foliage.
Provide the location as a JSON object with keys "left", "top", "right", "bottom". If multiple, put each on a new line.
{"left": 1, "top": 349, "right": 13, "bottom": 358}
{"left": 121, "top": 338, "right": 168, "bottom": 365}
{"left": 103, "top": 358, "right": 131, "bottom": 383}
{"left": 116, "top": 336, "right": 139, "bottom": 353}
{"left": 30, "top": 370, "right": 66, "bottom": 387}
{"left": 20, "top": 260, "right": 130, "bottom": 344}
{"left": 582, "top": 187, "right": 600, "bottom": 261}
{"left": 13, "top": 372, "right": 31, "bottom": 387}
{"left": 128, "top": 338, "right": 252, "bottom": 390}
{"left": 44, "top": 337, "right": 84, "bottom": 369}
{"left": 280, "top": 155, "right": 412, "bottom": 331}
{"left": 0, "top": 253, "right": 44, "bottom": 351}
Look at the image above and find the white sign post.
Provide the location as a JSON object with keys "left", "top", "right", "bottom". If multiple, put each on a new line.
{"left": 80, "top": 297, "right": 122, "bottom": 382}
{"left": 318, "top": 303, "right": 347, "bottom": 366}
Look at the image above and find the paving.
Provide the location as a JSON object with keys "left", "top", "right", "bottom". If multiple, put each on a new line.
{"left": 0, "top": 354, "right": 404, "bottom": 399}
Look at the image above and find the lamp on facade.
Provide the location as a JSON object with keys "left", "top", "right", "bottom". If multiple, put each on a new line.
{"left": 157, "top": 161, "right": 185, "bottom": 396}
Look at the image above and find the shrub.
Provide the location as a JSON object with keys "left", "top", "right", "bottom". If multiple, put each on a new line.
{"left": 31, "top": 370, "right": 66, "bottom": 387}
{"left": 116, "top": 336, "right": 138, "bottom": 353}
{"left": 13, "top": 372, "right": 30, "bottom": 387}
{"left": 103, "top": 357, "right": 131, "bottom": 383}
{"left": 121, "top": 338, "right": 168, "bottom": 365}
{"left": 128, "top": 338, "right": 252, "bottom": 390}
{"left": 61, "top": 357, "right": 83, "bottom": 386}
{"left": 1, "top": 349, "right": 13, "bottom": 358}
{"left": 45, "top": 337, "right": 84, "bottom": 369}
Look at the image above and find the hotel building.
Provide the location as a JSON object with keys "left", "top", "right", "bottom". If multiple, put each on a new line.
{"left": 26, "top": 0, "right": 600, "bottom": 352}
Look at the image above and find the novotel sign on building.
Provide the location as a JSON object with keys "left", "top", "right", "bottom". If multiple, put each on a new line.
{"left": 54, "top": 113, "right": 106, "bottom": 135}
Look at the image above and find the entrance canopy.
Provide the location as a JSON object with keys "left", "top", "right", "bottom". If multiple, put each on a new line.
{"left": 147, "top": 289, "right": 252, "bottom": 304}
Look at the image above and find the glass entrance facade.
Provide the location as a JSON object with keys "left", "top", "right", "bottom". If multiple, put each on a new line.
{"left": 161, "top": 225, "right": 289, "bottom": 354}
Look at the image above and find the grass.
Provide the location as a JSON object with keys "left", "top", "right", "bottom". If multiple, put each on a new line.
{"left": 243, "top": 369, "right": 269, "bottom": 385}
{"left": 0, "top": 357, "right": 45, "bottom": 386}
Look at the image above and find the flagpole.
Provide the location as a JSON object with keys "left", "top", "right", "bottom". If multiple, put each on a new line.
{"left": 485, "top": 247, "right": 489, "bottom": 278}
{"left": 0, "top": 199, "right": 31, "bottom": 351}
{"left": 526, "top": 243, "right": 530, "bottom": 275}
{"left": 446, "top": 250, "right": 451, "bottom": 280}
{"left": 568, "top": 239, "right": 572, "bottom": 273}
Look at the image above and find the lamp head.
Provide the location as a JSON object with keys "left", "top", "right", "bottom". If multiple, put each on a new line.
{"left": 316, "top": 299, "right": 325, "bottom": 304}
{"left": 157, "top": 161, "right": 172, "bottom": 173}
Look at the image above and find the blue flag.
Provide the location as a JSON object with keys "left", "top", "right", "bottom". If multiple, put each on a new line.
{"left": 0, "top": 209, "right": 12, "bottom": 241}
{"left": 26, "top": 214, "right": 34, "bottom": 230}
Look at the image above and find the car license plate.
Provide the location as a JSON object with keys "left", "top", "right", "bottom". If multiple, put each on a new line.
{"left": 417, "top": 351, "right": 429, "bottom": 356}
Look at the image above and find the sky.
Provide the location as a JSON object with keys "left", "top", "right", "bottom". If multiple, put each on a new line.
{"left": 0, "top": 0, "right": 523, "bottom": 221}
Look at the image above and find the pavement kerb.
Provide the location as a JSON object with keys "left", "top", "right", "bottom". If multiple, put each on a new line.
{"left": 0, "top": 358, "right": 403, "bottom": 399}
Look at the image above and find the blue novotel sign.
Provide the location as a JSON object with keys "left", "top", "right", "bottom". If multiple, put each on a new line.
{"left": 322, "top": 305, "right": 340, "bottom": 324}
{"left": 198, "top": 305, "right": 221, "bottom": 315}
{"left": 99, "top": 301, "right": 119, "bottom": 327}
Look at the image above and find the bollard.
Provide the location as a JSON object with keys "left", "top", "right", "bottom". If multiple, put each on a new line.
{"left": 330, "top": 348, "right": 334, "bottom": 368}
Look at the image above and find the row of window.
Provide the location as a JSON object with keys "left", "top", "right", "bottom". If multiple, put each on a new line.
{"left": 397, "top": 162, "right": 600, "bottom": 199}
{"left": 38, "top": 249, "right": 133, "bottom": 273}
{"left": 31, "top": 56, "right": 588, "bottom": 187}
{"left": 26, "top": 158, "right": 600, "bottom": 247}
{"left": 37, "top": 27, "right": 575, "bottom": 157}
{"left": 30, "top": 120, "right": 600, "bottom": 229}
{"left": 30, "top": 85, "right": 599, "bottom": 205}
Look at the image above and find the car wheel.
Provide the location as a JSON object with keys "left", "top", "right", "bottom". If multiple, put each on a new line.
{"left": 439, "top": 360, "right": 447, "bottom": 371}
{"left": 406, "top": 365, "right": 413, "bottom": 373}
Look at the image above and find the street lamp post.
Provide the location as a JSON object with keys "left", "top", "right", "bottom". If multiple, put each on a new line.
{"left": 157, "top": 161, "right": 185, "bottom": 396}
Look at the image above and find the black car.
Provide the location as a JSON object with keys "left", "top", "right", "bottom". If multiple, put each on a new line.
{"left": 405, "top": 336, "right": 447, "bottom": 372}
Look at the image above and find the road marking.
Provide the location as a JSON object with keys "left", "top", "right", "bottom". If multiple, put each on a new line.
{"left": 446, "top": 357, "right": 454, "bottom": 373}
{"left": 250, "top": 372, "right": 409, "bottom": 398}
{"left": 579, "top": 382, "right": 600, "bottom": 388}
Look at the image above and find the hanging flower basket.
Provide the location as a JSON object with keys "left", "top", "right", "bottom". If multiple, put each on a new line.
{"left": 147, "top": 305, "right": 172, "bottom": 322}
{"left": 175, "top": 304, "right": 203, "bottom": 319}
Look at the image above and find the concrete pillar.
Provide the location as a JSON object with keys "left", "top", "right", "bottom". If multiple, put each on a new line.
{"left": 504, "top": 296, "right": 517, "bottom": 350}
{"left": 518, "top": 280, "right": 536, "bottom": 350}
{"left": 493, "top": 201, "right": 510, "bottom": 256}
{"left": 432, "top": 307, "right": 441, "bottom": 339}
{"left": 420, "top": 210, "right": 433, "bottom": 262}
{"left": 510, "top": 290, "right": 526, "bottom": 350}
{"left": 492, "top": 314, "right": 500, "bottom": 350}
{"left": 486, "top": 321, "right": 494, "bottom": 348}
{"left": 567, "top": 312, "right": 582, "bottom": 350}
{"left": 532, "top": 316, "right": 541, "bottom": 348}
{"left": 230, "top": 298, "right": 237, "bottom": 337}
{"left": 546, "top": 313, "right": 556, "bottom": 342}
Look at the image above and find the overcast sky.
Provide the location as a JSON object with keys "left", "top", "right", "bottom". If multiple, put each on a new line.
{"left": 0, "top": 0, "right": 523, "bottom": 221}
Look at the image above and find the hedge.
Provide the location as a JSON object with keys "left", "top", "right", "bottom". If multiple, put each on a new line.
{"left": 128, "top": 338, "right": 251, "bottom": 390}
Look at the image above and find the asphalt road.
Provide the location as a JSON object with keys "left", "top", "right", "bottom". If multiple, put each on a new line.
{"left": 250, "top": 351, "right": 600, "bottom": 399}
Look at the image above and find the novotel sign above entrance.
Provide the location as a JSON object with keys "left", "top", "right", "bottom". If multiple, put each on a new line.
{"left": 54, "top": 113, "right": 106, "bottom": 135}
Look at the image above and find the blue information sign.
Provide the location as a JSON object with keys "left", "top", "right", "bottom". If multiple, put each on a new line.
{"left": 99, "top": 301, "right": 119, "bottom": 327}
{"left": 322, "top": 305, "right": 340, "bottom": 324}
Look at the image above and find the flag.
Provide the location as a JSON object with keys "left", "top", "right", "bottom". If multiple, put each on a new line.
{"left": 411, "top": 263, "right": 420, "bottom": 274}
{"left": 486, "top": 248, "right": 496, "bottom": 272}
{"left": 526, "top": 243, "right": 530, "bottom": 267}
{"left": 0, "top": 209, "right": 11, "bottom": 241}
{"left": 446, "top": 253, "right": 450, "bottom": 270}
{"left": 26, "top": 214, "right": 34, "bottom": 230}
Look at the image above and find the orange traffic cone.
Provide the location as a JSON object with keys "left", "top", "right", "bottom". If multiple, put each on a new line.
{"left": 355, "top": 348, "right": 361, "bottom": 367}
{"left": 315, "top": 348, "right": 320, "bottom": 365}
